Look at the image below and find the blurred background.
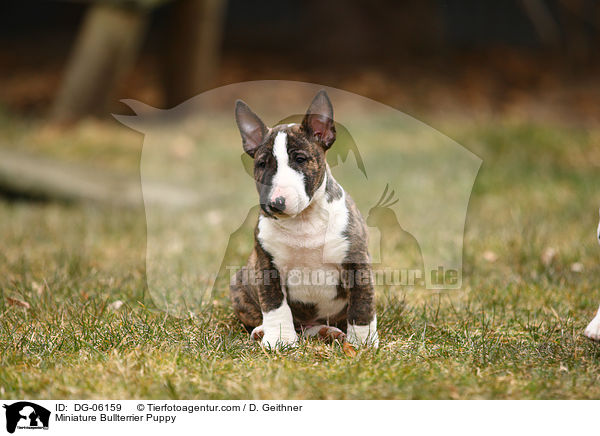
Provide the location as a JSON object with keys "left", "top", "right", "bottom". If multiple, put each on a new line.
{"left": 1, "top": 0, "right": 599, "bottom": 273}
{"left": 3, "top": 0, "right": 600, "bottom": 399}
{"left": 2, "top": 0, "right": 600, "bottom": 124}
{"left": 1, "top": 0, "right": 599, "bottom": 201}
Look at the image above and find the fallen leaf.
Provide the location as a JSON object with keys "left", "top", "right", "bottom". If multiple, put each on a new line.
{"left": 342, "top": 342, "right": 357, "bottom": 358}
{"left": 6, "top": 297, "right": 30, "bottom": 309}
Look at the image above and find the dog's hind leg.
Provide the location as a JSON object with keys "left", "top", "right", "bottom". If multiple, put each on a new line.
{"left": 249, "top": 325, "right": 264, "bottom": 341}
{"left": 302, "top": 325, "right": 346, "bottom": 342}
{"left": 230, "top": 267, "right": 262, "bottom": 334}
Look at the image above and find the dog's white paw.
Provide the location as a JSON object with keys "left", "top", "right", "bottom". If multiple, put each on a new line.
{"left": 259, "top": 302, "right": 298, "bottom": 349}
{"left": 584, "top": 312, "right": 600, "bottom": 342}
{"left": 346, "top": 328, "right": 379, "bottom": 348}
{"left": 261, "top": 329, "right": 298, "bottom": 349}
{"left": 251, "top": 325, "right": 298, "bottom": 348}
{"left": 346, "top": 318, "right": 379, "bottom": 348}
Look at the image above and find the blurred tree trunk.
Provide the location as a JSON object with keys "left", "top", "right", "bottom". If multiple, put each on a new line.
{"left": 162, "top": 0, "right": 227, "bottom": 107}
{"left": 51, "top": 4, "right": 148, "bottom": 123}
{"left": 558, "top": 0, "right": 595, "bottom": 68}
{"left": 0, "top": 146, "right": 198, "bottom": 207}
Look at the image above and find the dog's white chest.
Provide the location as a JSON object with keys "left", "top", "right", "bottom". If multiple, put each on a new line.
{"left": 257, "top": 189, "right": 350, "bottom": 318}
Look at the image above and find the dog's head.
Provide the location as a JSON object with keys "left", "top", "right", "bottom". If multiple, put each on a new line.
{"left": 235, "top": 91, "right": 336, "bottom": 218}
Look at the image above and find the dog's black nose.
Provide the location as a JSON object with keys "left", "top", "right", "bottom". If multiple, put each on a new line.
{"left": 269, "top": 196, "right": 286, "bottom": 213}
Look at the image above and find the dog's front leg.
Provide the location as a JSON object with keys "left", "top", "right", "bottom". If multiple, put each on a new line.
{"left": 344, "top": 264, "right": 379, "bottom": 348}
{"left": 256, "top": 264, "right": 298, "bottom": 349}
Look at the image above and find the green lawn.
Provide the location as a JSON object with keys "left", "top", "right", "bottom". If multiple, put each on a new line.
{"left": 1, "top": 115, "right": 600, "bottom": 399}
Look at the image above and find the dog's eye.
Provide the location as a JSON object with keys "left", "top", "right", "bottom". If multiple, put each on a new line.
{"left": 256, "top": 160, "right": 266, "bottom": 169}
{"left": 294, "top": 155, "right": 307, "bottom": 164}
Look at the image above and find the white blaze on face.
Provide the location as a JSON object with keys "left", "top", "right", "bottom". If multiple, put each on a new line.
{"left": 271, "top": 131, "right": 310, "bottom": 216}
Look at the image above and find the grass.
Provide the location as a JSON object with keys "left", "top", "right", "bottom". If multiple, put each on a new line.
{"left": 1, "top": 112, "right": 600, "bottom": 399}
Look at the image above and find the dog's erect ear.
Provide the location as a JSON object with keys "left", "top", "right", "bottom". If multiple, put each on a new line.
{"left": 302, "top": 90, "right": 336, "bottom": 150}
{"left": 235, "top": 100, "right": 267, "bottom": 158}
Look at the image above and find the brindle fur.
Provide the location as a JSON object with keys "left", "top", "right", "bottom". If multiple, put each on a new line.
{"left": 325, "top": 167, "right": 343, "bottom": 202}
{"left": 341, "top": 195, "right": 376, "bottom": 325}
{"left": 230, "top": 225, "right": 284, "bottom": 330}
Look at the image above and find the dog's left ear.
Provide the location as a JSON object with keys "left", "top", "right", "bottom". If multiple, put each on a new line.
{"left": 302, "top": 90, "right": 336, "bottom": 150}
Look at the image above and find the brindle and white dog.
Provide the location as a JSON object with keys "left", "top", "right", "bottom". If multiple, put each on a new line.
{"left": 584, "top": 212, "right": 600, "bottom": 341}
{"left": 230, "top": 91, "right": 378, "bottom": 349}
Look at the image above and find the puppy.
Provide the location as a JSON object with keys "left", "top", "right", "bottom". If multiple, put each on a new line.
{"left": 230, "top": 91, "right": 378, "bottom": 348}
{"left": 583, "top": 211, "right": 600, "bottom": 341}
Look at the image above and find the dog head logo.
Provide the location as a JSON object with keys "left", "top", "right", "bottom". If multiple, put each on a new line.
{"left": 3, "top": 402, "right": 50, "bottom": 433}
{"left": 114, "top": 81, "right": 482, "bottom": 315}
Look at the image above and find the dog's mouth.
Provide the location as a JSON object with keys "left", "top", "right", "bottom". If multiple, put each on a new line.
{"left": 261, "top": 203, "right": 287, "bottom": 219}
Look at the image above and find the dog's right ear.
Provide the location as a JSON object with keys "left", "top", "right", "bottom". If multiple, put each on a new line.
{"left": 302, "top": 90, "right": 336, "bottom": 150}
{"left": 235, "top": 100, "right": 267, "bottom": 158}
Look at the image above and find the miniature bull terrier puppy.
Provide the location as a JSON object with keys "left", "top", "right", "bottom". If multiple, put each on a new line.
{"left": 583, "top": 210, "right": 600, "bottom": 341}
{"left": 230, "top": 91, "right": 378, "bottom": 349}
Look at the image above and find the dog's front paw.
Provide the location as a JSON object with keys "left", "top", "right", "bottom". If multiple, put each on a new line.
{"left": 261, "top": 328, "right": 299, "bottom": 349}
{"left": 584, "top": 312, "right": 600, "bottom": 342}
{"left": 260, "top": 302, "right": 298, "bottom": 349}
{"left": 346, "top": 319, "right": 379, "bottom": 348}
